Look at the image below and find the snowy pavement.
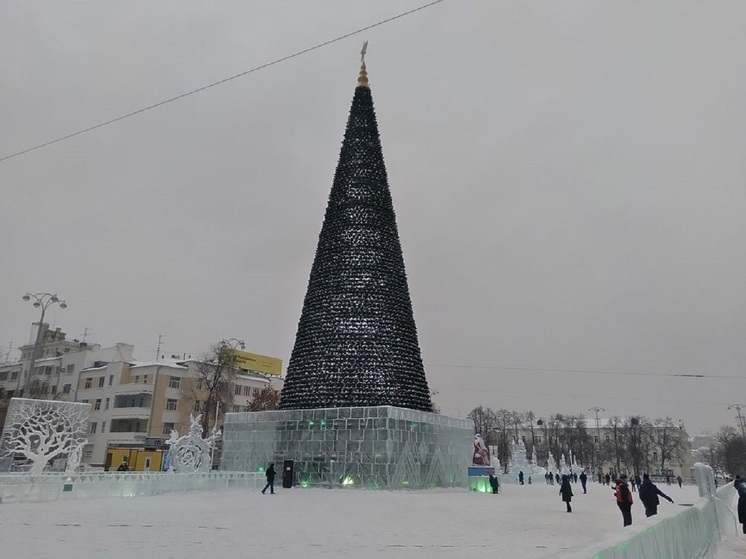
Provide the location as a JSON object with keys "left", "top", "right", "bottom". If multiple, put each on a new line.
{"left": 0, "top": 481, "right": 721, "bottom": 558}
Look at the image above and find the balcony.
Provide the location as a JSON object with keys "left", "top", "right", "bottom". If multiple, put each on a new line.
{"left": 115, "top": 383, "right": 154, "bottom": 396}
{"left": 110, "top": 407, "right": 151, "bottom": 420}
{"left": 106, "top": 432, "right": 147, "bottom": 445}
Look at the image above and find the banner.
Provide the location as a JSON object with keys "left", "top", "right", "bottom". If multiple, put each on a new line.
{"left": 223, "top": 349, "right": 283, "bottom": 376}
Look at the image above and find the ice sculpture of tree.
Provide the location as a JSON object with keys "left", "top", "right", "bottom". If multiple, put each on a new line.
{"left": 165, "top": 414, "right": 221, "bottom": 473}
{"left": 0, "top": 398, "right": 90, "bottom": 475}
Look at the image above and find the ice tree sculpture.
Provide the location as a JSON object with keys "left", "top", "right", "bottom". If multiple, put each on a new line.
{"left": 64, "top": 439, "right": 88, "bottom": 473}
{"left": 165, "top": 414, "right": 221, "bottom": 473}
{"left": 0, "top": 398, "right": 90, "bottom": 475}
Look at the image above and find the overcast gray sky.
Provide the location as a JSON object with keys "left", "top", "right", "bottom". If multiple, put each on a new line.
{"left": 2, "top": 1, "right": 745, "bottom": 435}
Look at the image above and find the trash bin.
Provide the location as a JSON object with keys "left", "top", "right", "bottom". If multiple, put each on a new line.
{"left": 282, "top": 459, "right": 294, "bottom": 489}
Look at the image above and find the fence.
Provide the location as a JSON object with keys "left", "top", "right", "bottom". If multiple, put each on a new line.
{"left": 0, "top": 471, "right": 264, "bottom": 504}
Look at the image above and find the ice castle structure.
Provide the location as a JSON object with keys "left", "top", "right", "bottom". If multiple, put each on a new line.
{"left": 221, "top": 53, "right": 473, "bottom": 489}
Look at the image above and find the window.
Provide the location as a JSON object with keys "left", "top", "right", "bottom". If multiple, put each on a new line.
{"left": 594, "top": 436, "right": 599, "bottom": 443}
{"left": 84, "top": 378, "right": 92, "bottom": 389}
{"left": 101, "top": 421, "right": 106, "bottom": 433}
{"left": 51, "top": 385, "right": 57, "bottom": 395}
{"left": 234, "top": 385, "right": 241, "bottom": 396}
{"left": 233, "top": 405, "right": 241, "bottom": 412}
{"left": 11, "top": 371, "right": 18, "bottom": 380}
{"left": 162, "top": 422, "right": 174, "bottom": 435}
{"left": 0, "top": 372, "right": 7, "bottom": 381}
{"left": 135, "top": 375, "right": 139, "bottom": 383}
{"left": 94, "top": 399, "right": 102, "bottom": 410}
{"left": 653, "top": 452, "right": 658, "bottom": 461}
{"left": 243, "top": 386, "right": 250, "bottom": 396}
{"left": 62, "top": 384, "right": 71, "bottom": 394}
{"left": 66, "top": 364, "right": 75, "bottom": 375}
{"left": 143, "top": 375, "right": 148, "bottom": 384}
{"left": 166, "top": 399, "right": 178, "bottom": 411}
{"left": 109, "top": 375, "right": 113, "bottom": 386}
{"left": 169, "top": 376, "right": 180, "bottom": 389}
{"left": 98, "top": 376, "right": 105, "bottom": 388}
{"left": 90, "top": 422, "right": 97, "bottom": 434}
{"left": 193, "top": 401, "right": 201, "bottom": 413}
{"left": 605, "top": 435, "right": 610, "bottom": 442}
{"left": 196, "top": 379, "right": 203, "bottom": 390}
{"left": 105, "top": 397, "right": 110, "bottom": 410}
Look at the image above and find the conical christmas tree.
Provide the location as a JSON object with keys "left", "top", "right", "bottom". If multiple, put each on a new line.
{"left": 280, "top": 60, "right": 432, "bottom": 412}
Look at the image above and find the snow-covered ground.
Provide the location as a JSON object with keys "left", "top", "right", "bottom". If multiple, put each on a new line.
{"left": 0, "top": 480, "right": 740, "bottom": 558}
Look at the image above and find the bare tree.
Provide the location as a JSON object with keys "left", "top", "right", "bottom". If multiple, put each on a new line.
{"left": 182, "top": 341, "right": 242, "bottom": 437}
{"left": 714, "top": 426, "right": 746, "bottom": 476}
{"left": 466, "top": 406, "right": 497, "bottom": 446}
{"left": 248, "top": 386, "right": 281, "bottom": 411}
{"left": 652, "top": 417, "right": 687, "bottom": 474}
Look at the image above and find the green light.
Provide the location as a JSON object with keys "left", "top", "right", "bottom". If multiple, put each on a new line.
{"left": 300, "top": 480, "right": 310, "bottom": 488}
{"left": 258, "top": 466, "right": 265, "bottom": 473}
{"left": 402, "top": 480, "right": 409, "bottom": 486}
{"left": 309, "top": 420, "right": 315, "bottom": 426}
{"left": 341, "top": 475, "right": 355, "bottom": 486}
{"left": 320, "top": 420, "right": 326, "bottom": 427}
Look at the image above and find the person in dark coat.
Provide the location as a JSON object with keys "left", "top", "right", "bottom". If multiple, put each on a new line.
{"left": 614, "top": 474, "right": 634, "bottom": 526}
{"left": 734, "top": 475, "right": 746, "bottom": 534}
{"left": 261, "top": 463, "right": 276, "bottom": 494}
{"left": 518, "top": 471, "right": 524, "bottom": 485}
{"left": 560, "top": 475, "right": 574, "bottom": 512}
{"left": 676, "top": 475, "right": 683, "bottom": 488}
{"left": 639, "top": 473, "right": 674, "bottom": 517}
{"left": 489, "top": 474, "right": 499, "bottom": 494}
{"left": 579, "top": 471, "right": 588, "bottom": 494}
{"left": 634, "top": 474, "right": 642, "bottom": 492}
{"left": 604, "top": 473, "right": 611, "bottom": 486}
{"left": 555, "top": 473, "right": 560, "bottom": 485}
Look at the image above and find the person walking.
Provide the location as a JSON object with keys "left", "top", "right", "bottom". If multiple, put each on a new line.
{"left": 489, "top": 474, "right": 499, "bottom": 494}
{"left": 261, "top": 463, "right": 276, "bottom": 494}
{"left": 734, "top": 475, "right": 746, "bottom": 534}
{"left": 518, "top": 471, "right": 524, "bottom": 485}
{"left": 555, "top": 473, "right": 560, "bottom": 485}
{"left": 604, "top": 473, "right": 611, "bottom": 486}
{"left": 579, "top": 471, "right": 588, "bottom": 494}
{"left": 676, "top": 475, "right": 683, "bottom": 488}
{"left": 614, "top": 474, "right": 634, "bottom": 527}
{"left": 639, "top": 474, "right": 674, "bottom": 517}
{"left": 560, "top": 475, "right": 574, "bottom": 512}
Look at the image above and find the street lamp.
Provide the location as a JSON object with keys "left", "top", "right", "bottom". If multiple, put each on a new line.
{"left": 21, "top": 292, "right": 68, "bottom": 397}
{"left": 727, "top": 404, "right": 746, "bottom": 438}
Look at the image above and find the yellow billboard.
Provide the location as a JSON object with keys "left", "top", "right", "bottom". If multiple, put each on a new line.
{"left": 224, "top": 348, "right": 283, "bottom": 376}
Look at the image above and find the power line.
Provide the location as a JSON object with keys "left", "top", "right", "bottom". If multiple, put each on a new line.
{"left": 0, "top": 0, "right": 445, "bottom": 164}
{"left": 425, "top": 362, "right": 745, "bottom": 380}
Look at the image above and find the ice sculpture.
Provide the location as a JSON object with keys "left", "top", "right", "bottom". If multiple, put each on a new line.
{"left": 0, "top": 398, "right": 90, "bottom": 475}
{"left": 165, "top": 414, "right": 221, "bottom": 473}
{"left": 64, "top": 439, "right": 88, "bottom": 473}
{"left": 222, "top": 406, "right": 472, "bottom": 489}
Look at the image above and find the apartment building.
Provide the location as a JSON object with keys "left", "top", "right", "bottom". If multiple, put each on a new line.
{"left": 77, "top": 358, "right": 274, "bottom": 467}
{"left": 0, "top": 324, "right": 134, "bottom": 401}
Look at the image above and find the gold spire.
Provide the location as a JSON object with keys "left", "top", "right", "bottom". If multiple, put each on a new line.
{"left": 357, "top": 40, "right": 369, "bottom": 88}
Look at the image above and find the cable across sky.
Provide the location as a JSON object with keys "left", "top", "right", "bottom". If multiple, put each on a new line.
{"left": 0, "top": 0, "right": 445, "bottom": 164}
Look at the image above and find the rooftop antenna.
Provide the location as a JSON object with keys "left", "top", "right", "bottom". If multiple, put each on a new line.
{"left": 82, "top": 327, "right": 92, "bottom": 343}
{"left": 4, "top": 341, "right": 12, "bottom": 364}
{"left": 155, "top": 334, "right": 166, "bottom": 362}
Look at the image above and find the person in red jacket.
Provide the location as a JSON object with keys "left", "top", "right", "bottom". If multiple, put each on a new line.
{"left": 614, "top": 474, "right": 634, "bottom": 526}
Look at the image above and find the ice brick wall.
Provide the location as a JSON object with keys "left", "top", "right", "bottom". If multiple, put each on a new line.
{"left": 222, "top": 406, "right": 472, "bottom": 489}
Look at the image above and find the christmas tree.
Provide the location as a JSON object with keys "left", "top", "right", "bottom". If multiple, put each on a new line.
{"left": 280, "top": 57, "right": 432, "bottom": 412}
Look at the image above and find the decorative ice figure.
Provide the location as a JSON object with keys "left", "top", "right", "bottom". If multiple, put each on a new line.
{"left": 531, "top": 447, "right": 538, "bottom": 468}
{"left": 165, "top": 414, "right": 221, "bottom": 473}
{"left": 64, "top": 439, "right": 88, "bottom": 473}
{"left": 471, "top": 434, "right": 490, "bottom": 466}
{"left": 0, "top": 398, "right": 90, "bottom": 475}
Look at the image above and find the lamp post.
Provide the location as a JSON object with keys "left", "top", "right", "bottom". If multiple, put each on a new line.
{"left": 21, "top": 292, "right": 67, "bottom": 397}
{"left": 727, "top": 404, "right": 746, "bottom": 438}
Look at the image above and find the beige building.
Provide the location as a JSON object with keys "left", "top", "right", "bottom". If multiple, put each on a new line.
{"left": 77, "top": 358, "right": 276, "bottom": 467}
